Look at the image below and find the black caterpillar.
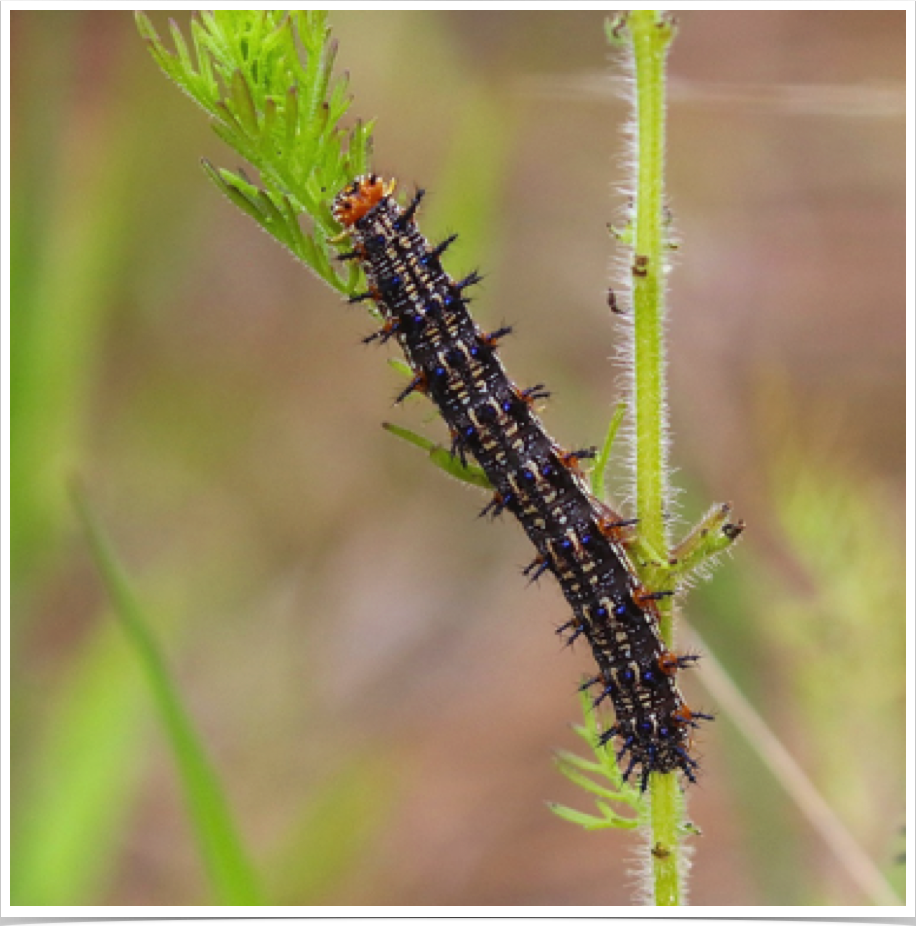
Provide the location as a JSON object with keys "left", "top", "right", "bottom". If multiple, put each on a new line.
{"left": 332, "top": 174, "right": 710, "bottom": 789}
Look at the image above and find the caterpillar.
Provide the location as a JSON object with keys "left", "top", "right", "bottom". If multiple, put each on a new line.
{"left": 332, "top": 174, "right": 710, "bottom": 789}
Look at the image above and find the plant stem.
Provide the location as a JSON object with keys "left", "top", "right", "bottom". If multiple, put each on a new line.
{"left": 629, "top": 9, "right": 671, "bottom": 570}
{"left": 625, "top": 10, "right": 683, "bottom": 905}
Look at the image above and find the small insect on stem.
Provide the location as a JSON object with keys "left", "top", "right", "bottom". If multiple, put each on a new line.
{"left": 608, "top": 287, "right": 625, "bottom": 315}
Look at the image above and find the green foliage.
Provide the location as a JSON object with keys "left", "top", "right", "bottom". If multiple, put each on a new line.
{"left": 589, "top": 401, "right": 627, "bottom": 503}
{"left": 10, "top": 624, "right": 150, "bottom": 905}
{"left": 136, "top": 11, "right": 372, "bottom": 293}
{"left": 382, "top": 422, "right": 493, "bottom": 491}
{"left": 11, "top": 18, "right": 219, "bottom": 904}
{"left": 552, "top": 12, "right": 741, "bottom": 906}
{"left": 549, "top": 688, "right": 640, "bottom": 831}
{"left": 74, "top": 488, "right": 264, "bottom": 905}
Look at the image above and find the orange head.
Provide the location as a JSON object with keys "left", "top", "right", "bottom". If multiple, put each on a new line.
{"left": 332, "top": 174, "right": 393, "bottom": 227}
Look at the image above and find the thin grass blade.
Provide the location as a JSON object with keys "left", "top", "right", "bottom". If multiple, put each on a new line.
{"left": 73, "top": 488, "right": 264, "bottom": 905}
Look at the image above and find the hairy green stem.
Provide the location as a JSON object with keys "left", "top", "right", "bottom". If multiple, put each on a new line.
{"left": 624, "top": 10, "right": 682, "bottom": 906}
{"left": 629, "top": 10, "right": 671, "bottom": 571}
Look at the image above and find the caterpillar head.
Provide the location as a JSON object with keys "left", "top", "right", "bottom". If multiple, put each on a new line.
{"left": 333, "top": 173, "right": 394, "bottom": 226}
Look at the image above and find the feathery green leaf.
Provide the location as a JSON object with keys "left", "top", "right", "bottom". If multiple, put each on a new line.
{"left": 136, "top": 11, "right": 372, "bottom": 295}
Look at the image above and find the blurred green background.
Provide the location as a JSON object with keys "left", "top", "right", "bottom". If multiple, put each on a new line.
{"left": 10, "top": 10, "right": 905, "bottom": 906}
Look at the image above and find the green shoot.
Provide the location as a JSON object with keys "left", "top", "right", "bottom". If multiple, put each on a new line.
{"left": 73, "top": 487, "right": 264, "bottom": 905}
{"left": 136, "top": 11, "right": 372, "bottom": 293}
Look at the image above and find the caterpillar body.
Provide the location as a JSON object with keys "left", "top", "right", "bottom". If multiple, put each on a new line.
{"left": 332, "top": 174, "right": 709, "bottom": 788}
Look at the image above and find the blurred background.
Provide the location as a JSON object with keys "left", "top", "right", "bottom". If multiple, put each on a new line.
{"left": 10, "top": 9, "right": 906, "bottom": 907}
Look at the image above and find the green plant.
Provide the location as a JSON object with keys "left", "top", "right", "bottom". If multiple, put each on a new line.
{"left": 11, "top": 16, "right": 220, "bottom": 904}
{"left": 74, "top": 488, "right": 264, "bottom": 905}
{"left": 137, "top": 8, "right": 748, "bottom": 907}
{"left": 547, "top": 13, "right": 742, "bottom": 906}
{"left": 136, "top": 10, "right": 372, "bottom": 296}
